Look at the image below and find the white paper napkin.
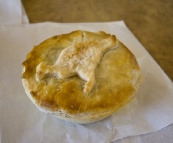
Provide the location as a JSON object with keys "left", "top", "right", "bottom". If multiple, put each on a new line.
{"left": 0, "top": 0, "right": 28, "bottom": 25}
{"left": 0, "top": 21, "right": 173, "bottom": 143}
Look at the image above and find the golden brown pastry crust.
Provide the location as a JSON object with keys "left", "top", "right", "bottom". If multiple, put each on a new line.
{"left": 22, "top": 30, "right": 142, "bottom": 124}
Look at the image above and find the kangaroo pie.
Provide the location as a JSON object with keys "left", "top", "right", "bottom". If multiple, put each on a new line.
{"left": 22, "top": 30, "right": 142, "bottom": 124}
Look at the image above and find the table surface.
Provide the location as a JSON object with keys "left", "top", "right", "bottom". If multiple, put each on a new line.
{"left": 22, "top": 1, "right": 173, "bottom": 142}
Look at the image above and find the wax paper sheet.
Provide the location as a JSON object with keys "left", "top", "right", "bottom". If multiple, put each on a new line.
{"left": 0, "top": 21, "right": 173, "bottom": 143}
